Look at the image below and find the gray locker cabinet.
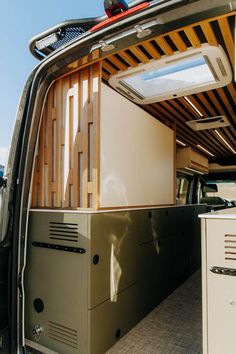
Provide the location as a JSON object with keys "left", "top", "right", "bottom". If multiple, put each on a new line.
{"left": 200, "top": 209, "right": 236, "bottom": 354}
{"left": 25, "top": 205, "right": 205, "bottom": 354}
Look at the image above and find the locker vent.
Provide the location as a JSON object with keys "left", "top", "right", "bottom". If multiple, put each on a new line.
{"left": 49, "top": 222, "right": 78, "bottom": 242}
{"left": 224, "top": 234, "right": 236, "bottom": 261}
{"left": 49, "top": 321, "right": 78, "bottom": 349}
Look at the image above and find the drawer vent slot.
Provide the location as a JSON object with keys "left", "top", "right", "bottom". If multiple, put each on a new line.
{"left": 224, "top": 234, "right": 236, "bottom": 261}
{"left": 49, "top": 321, "right": 78, "bottom": 349}
{"left": 49, "top": 222, "right": 78, "bottom": 242}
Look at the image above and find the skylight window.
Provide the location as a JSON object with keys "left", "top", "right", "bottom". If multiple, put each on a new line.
{"left": 124, "top": 57, "right": 216, "bottom": 98}
{"left": 109, "top": 44, "right": 232, "bottom": 104}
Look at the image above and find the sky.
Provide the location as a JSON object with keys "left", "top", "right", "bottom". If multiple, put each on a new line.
{"left": 0, "top": 0, "right": 107, "bottom": 166}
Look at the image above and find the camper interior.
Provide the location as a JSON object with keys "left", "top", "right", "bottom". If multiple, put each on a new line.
{"left": 21, "top": 4, "right": 236, "bottom": 354}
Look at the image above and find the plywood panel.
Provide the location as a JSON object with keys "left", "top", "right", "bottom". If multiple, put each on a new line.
{"left": 100, "top": 83, "right": 175, "bottom": 208}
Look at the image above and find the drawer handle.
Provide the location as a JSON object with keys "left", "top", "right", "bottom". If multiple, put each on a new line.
{"left": 32, "top": 241, "right": 86, "bottom": 254}
{"left": 210, "top": 266, "right": 236, "bottom": 276}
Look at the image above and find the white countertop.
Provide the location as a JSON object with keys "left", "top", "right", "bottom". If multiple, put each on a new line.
{"left": 199, "top": 207, "right": 236, "bottom": 220}
{"left": 30, "top": 204, "right": 200, "bottom": 214}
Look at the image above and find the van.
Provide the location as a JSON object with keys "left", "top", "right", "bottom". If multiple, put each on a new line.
{"left": 0, "top": 0, "right": 236, "bottom": 353}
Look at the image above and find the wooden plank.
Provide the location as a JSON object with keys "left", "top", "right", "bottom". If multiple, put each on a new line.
{"left": 62, "top": 76, "right": 71, "bottom": 208}
{"left": 168, "top": 32, "right": 187, "bottom": 52}
{"left": 102, "top": 60, "right": 118, "bottom": 75}
{"left": 108, "top": 55, "right": 128, "bottom": 71}
{"left": 200, "top": 21, "right": 218, "bottom": 46}
{"left": 91, "top": 62, "right": 101, "bottom": 209}
{"left": 38, "top": 109, "right": 46, "bottom": 207}
{"left": 80, "top": 67, "right": 89, "bottom": 208}
{"left": 154, "top": 37, "right": 174, "bottom": 56}
{"left": 55, "top": 79, "right": 62, "bottom": 207}
{"left": 141, "top": 42, "right": 161, "bottom": 59}
{"left": 218, "top": 17, "right": 234, "bottom": 68}
{"left": 129, "top": 46, "right": 149, "bottom": 63}
{"left": 184, "top": 27, "right": 201, "bottom": 48}
{"left": 31, "top": 157, "right": 38, "bottom": 207}
{"left": 102, "top": 69, "right": 110, "bottom": 82}
{"left": 71, "top": 72, "right": 79, "bottom": 208}
{"left": 117, "top": 51, "right": 138, "bottom": 67}
{"left": 215, "top": 87, "right": 236, "bottom": 136}
{"left": 227, "top": 83, "right": 236, "bottom": 109}
{"left": 47, "top": 85, "right": 54, "bottom": 207}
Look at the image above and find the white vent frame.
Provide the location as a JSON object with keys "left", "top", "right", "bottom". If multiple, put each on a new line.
{"left": 186, "top": 115, "right": 230, "bottom": 131}
{"left": 108, "top": 44, "right": 232, "bottom": 104}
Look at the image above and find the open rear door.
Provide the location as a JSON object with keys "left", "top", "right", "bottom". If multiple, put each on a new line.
{"left": 0, "top": 73, "right": 35, "bottom": 354}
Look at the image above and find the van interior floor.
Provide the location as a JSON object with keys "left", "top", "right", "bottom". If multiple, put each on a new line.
{"left": 106, "top": 270, "right": 202, "bottom": 354}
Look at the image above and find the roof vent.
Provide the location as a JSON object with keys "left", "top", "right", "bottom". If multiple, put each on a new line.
{"left": 186, "top": 116, "right": 230, "bottom": 131}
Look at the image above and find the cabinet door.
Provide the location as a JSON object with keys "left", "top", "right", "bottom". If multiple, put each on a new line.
{"left": 208, "top": 272, "right": 236, "bottom": 354}
{"left": 206, "top": 219, "right": 236, "bottom": 354}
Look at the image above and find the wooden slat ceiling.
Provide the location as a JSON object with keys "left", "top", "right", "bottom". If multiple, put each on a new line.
{"left": 101, "top": 13, "right": 236, "bottom": 160}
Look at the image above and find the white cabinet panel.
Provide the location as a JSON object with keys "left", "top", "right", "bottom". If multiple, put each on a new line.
{"left": 100, "top": 83, "right": 174, "bottom": 208}
{"left": 201, "top": 210, "right": 236, "bottom": 354}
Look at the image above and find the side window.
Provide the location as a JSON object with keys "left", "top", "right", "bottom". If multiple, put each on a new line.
{"left": 176, "top": 175, "right": 190, "bottom": 205}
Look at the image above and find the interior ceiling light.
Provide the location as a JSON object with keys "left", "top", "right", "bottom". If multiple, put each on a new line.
{"left": 214, "top": 130, "right": 236, "bottom": 154}
{"left": 109, "top": 44, "right": 232, "bottom": 104}
{"left": 185, "top": 167, "right": 204, "bottom": 175}
{"left": 186, "top": 115, "right": 230, "bottom": 131}
{"left": 176, "top": 139, "right": 186, "bottom": 146}
{"left": 197, "top": 144, "right": 214, "bottom": 157}
{"left": 184, "top": 97, "right": 203, "bottom": 117}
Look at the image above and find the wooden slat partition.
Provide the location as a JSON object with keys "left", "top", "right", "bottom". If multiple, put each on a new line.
{"left": 32, "top": 62, "right": 101, "bottom": 209}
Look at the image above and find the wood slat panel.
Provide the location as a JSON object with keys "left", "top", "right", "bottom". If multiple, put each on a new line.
{"left": 32, "top": 63, "right": 101, "bottom": 209}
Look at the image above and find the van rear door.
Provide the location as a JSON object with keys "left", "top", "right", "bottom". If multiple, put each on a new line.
{"left": 0, "top": 73, "right": 35, "bottom": 354}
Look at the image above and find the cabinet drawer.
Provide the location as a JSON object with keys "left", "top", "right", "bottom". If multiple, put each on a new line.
{"left": 90, "top": 213, "right": 138, "bottom": 308}
{"left": 89, "top": 284, "right": 139, "bottom": 354}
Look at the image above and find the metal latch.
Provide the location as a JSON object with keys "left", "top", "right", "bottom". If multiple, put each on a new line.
{"left": 99, "top": 40, "right": 116, "bottom": 52}
{"left": 32, "top": 324, "right": 42, "bottom": 341}
{"left": 134, "top": 25, "right": 152, "bottom": 39}
{"left": 210, "top": 266, "right": 236, "bottom": 276}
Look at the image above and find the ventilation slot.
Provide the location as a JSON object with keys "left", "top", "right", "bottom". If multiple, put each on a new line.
{"left": 216, "top": 57, "right": 227, "bottom": 77}
{"left": 49, "top": 222, "right": 78, "bottom": 242}
{"left": 116, "top": 87, "right": 135, "bottom": 100}
{"left": 225, "top": 234, "right": 236, "bottom": 261}
{"left": 119, "top": 80, "right": 144, "bottom": 100}
{"left": 49, "top": 321, "right": 78, "bottom": 349}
